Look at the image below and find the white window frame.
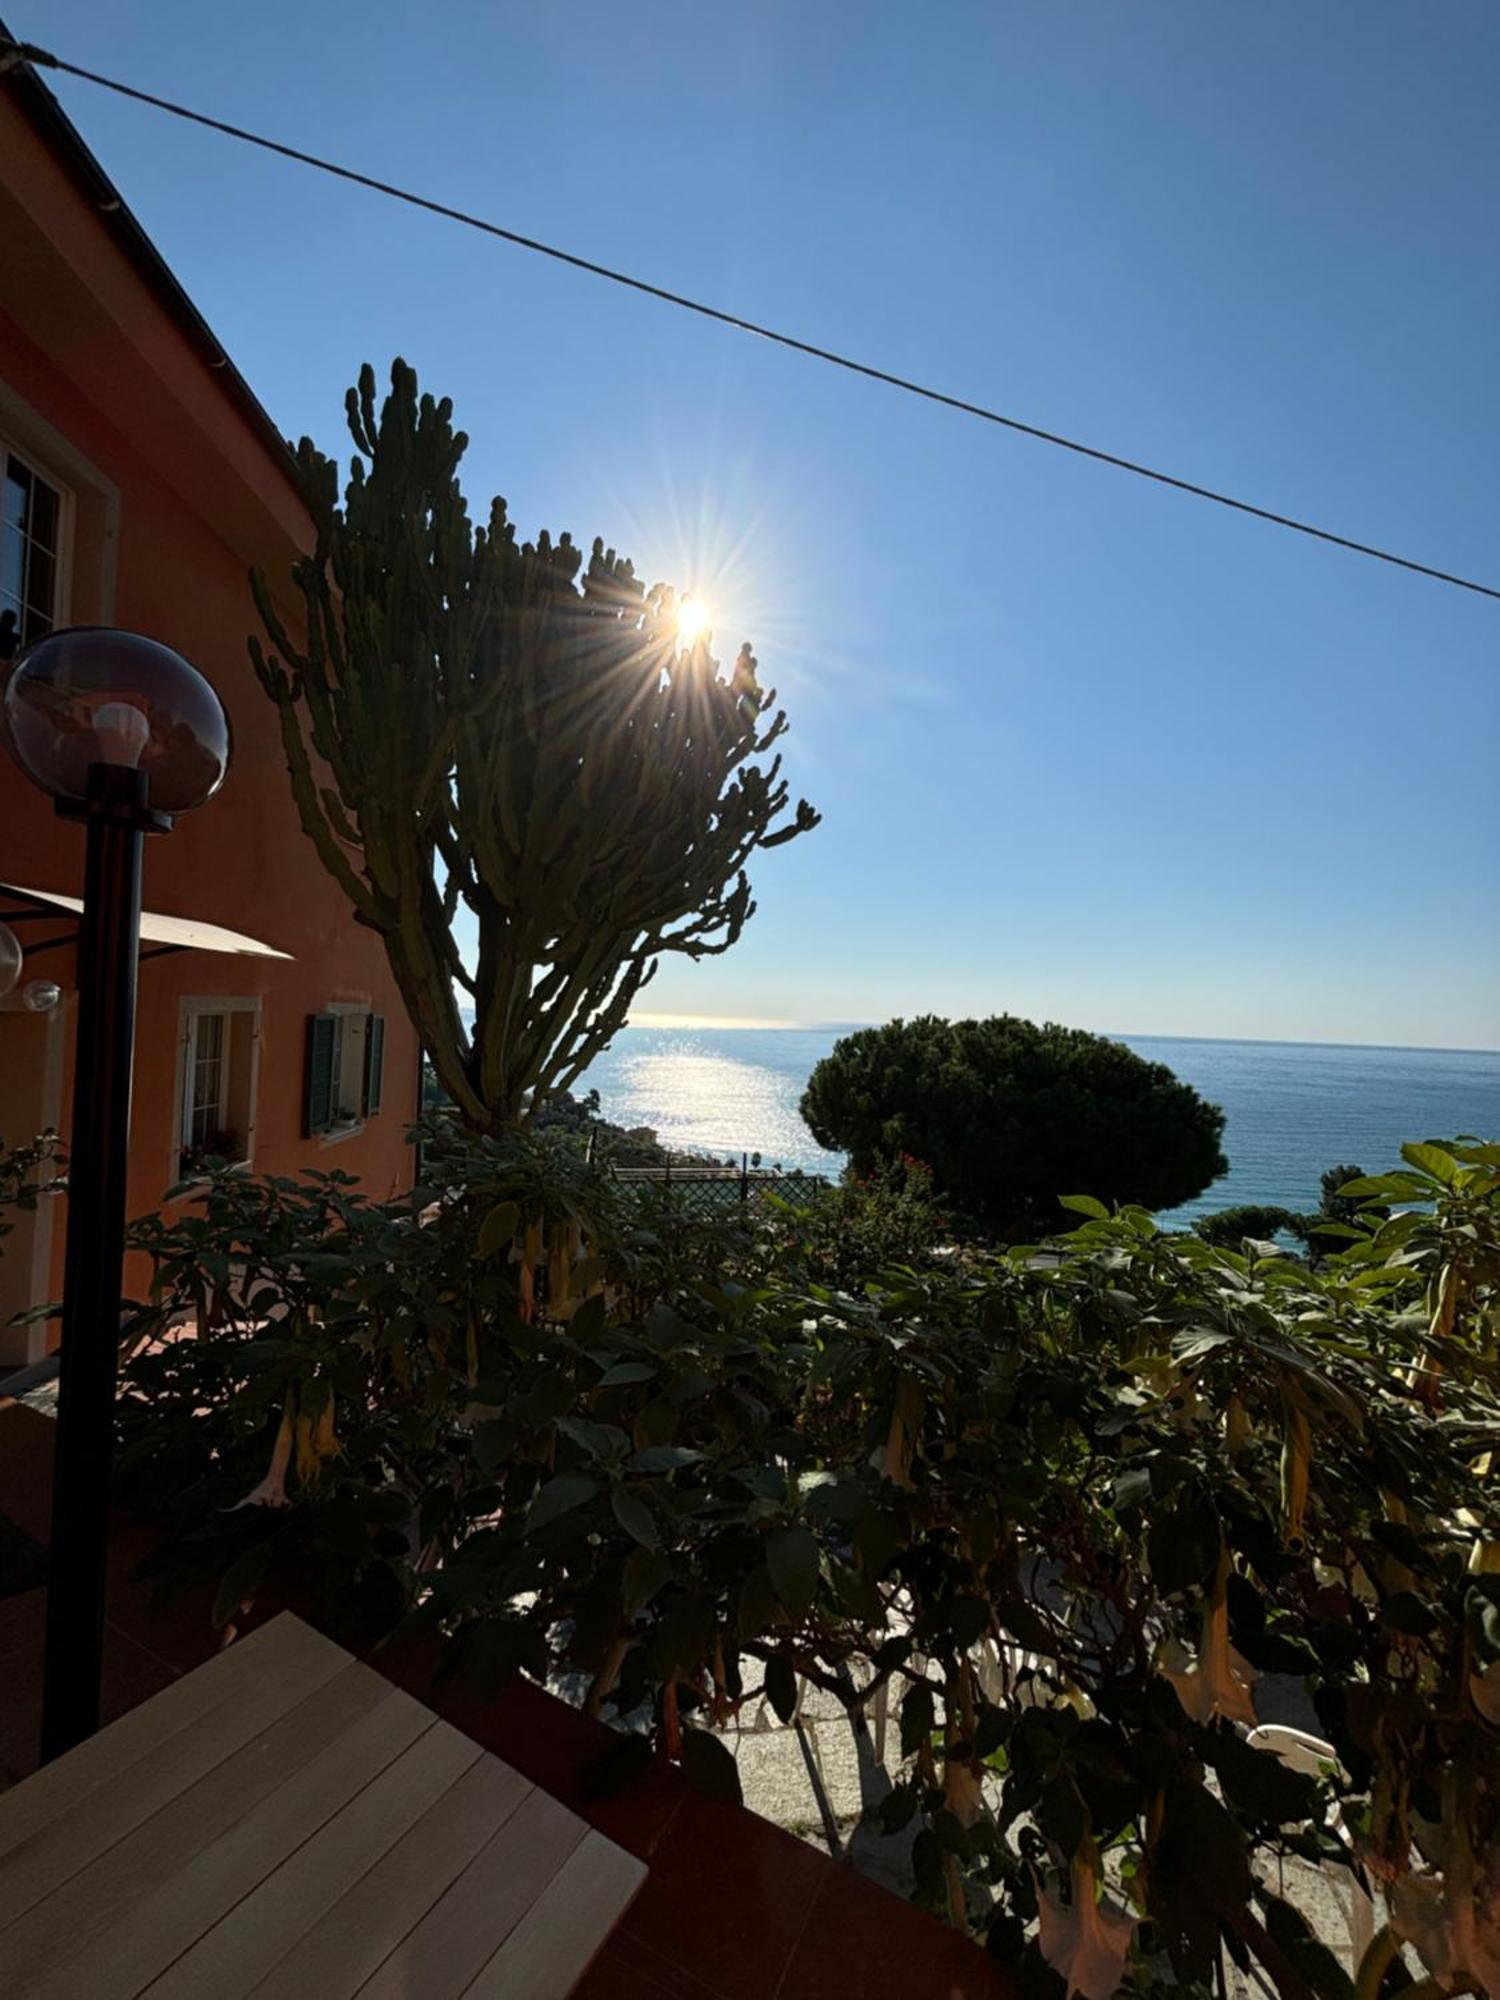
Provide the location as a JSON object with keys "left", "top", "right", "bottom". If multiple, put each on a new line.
{"left": 172, "top": 996, "right": 263, "bottom": 1186}
{"left": 0, "top": 430, "right": 73, "bottom": 652}
{"left": 184, "top": 1008, "right": 229, "bottom": 1149}
{"left": 321, "top": 1001, "right": 370, "bottom": 1143}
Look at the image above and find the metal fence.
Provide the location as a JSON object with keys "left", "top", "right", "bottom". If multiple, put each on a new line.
{"left": 609, "top": 1160, "right": 828, "bottom": 1218}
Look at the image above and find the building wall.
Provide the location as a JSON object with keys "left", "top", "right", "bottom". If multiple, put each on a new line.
{"left": 0, "top": 87, "right": 419, "bottom": 1356}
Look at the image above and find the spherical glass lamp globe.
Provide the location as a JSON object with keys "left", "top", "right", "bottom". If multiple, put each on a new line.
{"left": 20, "top": 978, "right": 62, "bottom": 1014}
{"left": 0, "top": 628, "right": 231, "bottom": 813}
{"left": 0, "top": 921, "right": 20, "bottom": 999}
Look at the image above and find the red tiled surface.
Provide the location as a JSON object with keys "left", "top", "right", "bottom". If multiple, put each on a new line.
{"left": 776, "top": 1855, "right": 1000, "bottom": 1998}
{"left": 613, "top": 1793, "right": 829, "bottom": 2000}
{"left": 0, "top": 1403, "right": 1009, "bottom": 1996}
{"left": 574, "top": 1927, "right": 726, "bottom": 1998}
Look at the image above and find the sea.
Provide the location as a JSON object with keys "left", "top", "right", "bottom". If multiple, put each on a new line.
{"left": 576, "top": 1026, "right": 1500, "bottom": 1228}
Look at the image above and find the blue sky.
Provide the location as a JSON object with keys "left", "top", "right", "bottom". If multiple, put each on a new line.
{"left": 31, "top": 1, "right": 1500, "bottom": 1046}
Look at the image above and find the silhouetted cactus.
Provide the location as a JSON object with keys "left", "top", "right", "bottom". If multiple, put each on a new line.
{"left": 251, "top": 360, "right": 818, "bottom": 1129}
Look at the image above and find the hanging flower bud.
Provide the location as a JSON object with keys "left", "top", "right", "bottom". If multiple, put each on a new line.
{"left": 1224, "top": 1391, "right": 1249, "bottom": 1457}
{"left": 879, "top": 1374, "right": 921, "bottom": 1488}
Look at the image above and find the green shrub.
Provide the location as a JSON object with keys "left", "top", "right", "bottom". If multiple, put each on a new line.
{"left": 763, "top": 1156, "right": 949, "bottom": 1288}
{"left": 115, "top": 1132, "right": 1500, "bottom": 1999}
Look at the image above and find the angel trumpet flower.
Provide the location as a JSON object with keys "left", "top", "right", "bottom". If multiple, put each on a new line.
{"left": 1160, "top": 1552, "right": 1257, "bottom": 1727}
{"left": 1036, "top": 1843, "right": 1136, "bottom": 2000}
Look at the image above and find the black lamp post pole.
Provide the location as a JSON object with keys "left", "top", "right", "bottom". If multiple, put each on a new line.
{"left": 40, "top": 761, "right": 162, "bottom": 1763}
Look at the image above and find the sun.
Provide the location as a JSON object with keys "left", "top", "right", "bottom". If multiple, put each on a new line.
{"left": 676, "top": 597, "right": 711, "bottom": 647}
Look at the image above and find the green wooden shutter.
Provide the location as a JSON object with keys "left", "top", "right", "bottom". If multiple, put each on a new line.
{"left": 304, "top": 1014, "right": 337, "bottom": 1135}
{"left": 364, "top": 1013, "right": 386, "bottom": 1116}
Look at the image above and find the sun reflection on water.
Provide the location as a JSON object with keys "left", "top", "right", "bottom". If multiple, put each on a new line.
{"left": 593, "top": 1032, "right": 844, "bottom": 1174}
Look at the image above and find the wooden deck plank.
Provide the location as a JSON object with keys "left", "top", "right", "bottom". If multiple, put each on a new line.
{"left": 355, "top": 1787, "right": 588, "bottom": 2000}
{"left": 141, "top": 1721, "right": 483, "bottom": 2000}
{"left": 28, "top": 1686, "right": 435, "bottom": 2000}
{"left": 0, "top": 1613, "right": 342, "bottom": 1865}
{"left": 243, "top": 1746, "right": 533, "bottom": 2000}
{"left": 0, "top": 1659, "right": 390, "bottom": 1992}
{"left": 461, "top": 1828, "right": 648, "bottom": 2000}
{"left": 0, "top": 1614, "right": 645, "bottom": 2000}
{"left": 0, "top": 1621, "right": 351, "bottom": 1931}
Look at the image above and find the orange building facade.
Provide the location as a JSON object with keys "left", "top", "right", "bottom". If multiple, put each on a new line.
{"left": 0, "top": 54, "right": 419, "bottom": 1360}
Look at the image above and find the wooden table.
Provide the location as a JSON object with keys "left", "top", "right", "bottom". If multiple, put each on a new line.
{"left": 0, "top": 1612, "right": 645, "bottom": 1998}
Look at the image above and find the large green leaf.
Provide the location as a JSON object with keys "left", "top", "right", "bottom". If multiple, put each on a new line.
{"left": 598, "top": 1360, "right": 659, "bottom": 1388}
{"left": 737, "top": 1564, "right": 780, "bottom": 1637}
{"left": 1211, "top": 1731, "right": 1321, "bottom": 1828}
{"left": 900, "top": 1681, "right": 935, "bottom": 1759}
{"left": 527, "top": 1471, "right": 597, "bottom": 1530}
{"left": 475, "top": 1200, "right": 520, "bottom": 1258}
{"left": 764, "top": 1653, "right": 798, "bottom": 1724}
{"left": 1400, "top": 1141, "right": 1457, "bottom": 1185}
{"left": 1148, "top": 1492, "right": 1223, "bottom": 1595}
{"left": 1058, "top": 1195, "right": 1110, "bottom": 1220}
{"left": 1262, "top": 1892, "right": 1355, "bottom": 2000}
{"left": 623, "top": 1547, "right": 671, "bottom": 1613}
{"left": 628, "top": 1445, "right": 703, "bottom": 1473}
{"left": 680, "top": 1727, "right": 743, "bottom": 1805}
{"left": 610, "top": 1485, "right": 659, "bottom": 1549}
{"left": 766, "top": 1526, "right": 820, "bottom": 1621}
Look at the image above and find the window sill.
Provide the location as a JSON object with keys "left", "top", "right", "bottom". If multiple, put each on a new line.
{"left": 319, "top": 1119, "right": 366, "bottom": 1149}
{"left": 168, "top": 1156, "right": 251, "bottom": 1200}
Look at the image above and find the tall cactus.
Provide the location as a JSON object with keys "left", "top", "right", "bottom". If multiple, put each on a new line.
{"left": 251, "top": 361, "right": 818, "bottom": 1130}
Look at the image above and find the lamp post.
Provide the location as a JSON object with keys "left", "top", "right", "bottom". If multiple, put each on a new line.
{"left": 0, "top": 628, "right": 229, "bottom": 1761}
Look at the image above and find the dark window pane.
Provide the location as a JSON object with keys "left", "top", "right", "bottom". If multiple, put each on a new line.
{"left": 0, "top": 452, "right": 65, "bottom": 638}
{"left": 0, "top": 523, "right": 22, "bottom": 606}
{"left": 26, "top": 544, "right": 54, "bottom": 621}
{"left": 4, "top": 464, "right": 31, "bottom": 550}
{"left": 28, "top": 478, "right": 58, "bottom": 554}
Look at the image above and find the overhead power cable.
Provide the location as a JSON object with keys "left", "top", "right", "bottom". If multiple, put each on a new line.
{"left": 6, "top": 34, "right": 1497, "bottom": 604}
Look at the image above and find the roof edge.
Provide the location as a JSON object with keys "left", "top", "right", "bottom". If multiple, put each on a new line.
{"left": 0, "top": 23, "right": 302, "bottom": 497}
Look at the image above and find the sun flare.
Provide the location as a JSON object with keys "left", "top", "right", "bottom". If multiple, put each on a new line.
{"left": 676, "top": 597, "right": 711, "bottom": 647}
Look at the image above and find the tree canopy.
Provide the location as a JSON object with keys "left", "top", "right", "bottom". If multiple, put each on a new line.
{"left": 251, "top": 360, "right": 818, "bottom": 1129}
{"left": 800, "top": 1014, "right": 1227, "bottom": 1236}
{"left": 1193, "top": 1202, "right": 1300, "bottom": 1248}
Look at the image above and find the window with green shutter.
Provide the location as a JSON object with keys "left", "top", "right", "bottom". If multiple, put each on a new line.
{"left": 304, "top": 1013, "right": 337, "bottom": 1136}
{"left": 364, "top": 1013, "right": 386, "bottom": 1116}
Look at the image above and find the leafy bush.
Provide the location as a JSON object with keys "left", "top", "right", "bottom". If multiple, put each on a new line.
{"left": 0, "top": 1131, "right": 64, "bottom": 1326}
{"left": 1193, "top": 1204, "right": 1301, "bottom": 1249}
{"left": 800, "top": 1015, "right": 1227, "bottom": 1239}
{"left": 0, "top": 1130, "right": 64, "bottom": 1240}
{"left": 114, "top": 1132, "right": 1500, "bottom": 1999}
{"left": 763, "top": 1156, "right": 949, "bottom": 1288}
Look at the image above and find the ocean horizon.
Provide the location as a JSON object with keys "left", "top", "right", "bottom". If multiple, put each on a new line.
{"left": 567, "top": 1022, "right": 1500, "bottom": 1227}
{"left": 630, "top": 1017, "right": 1500, "bottom": 1059}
